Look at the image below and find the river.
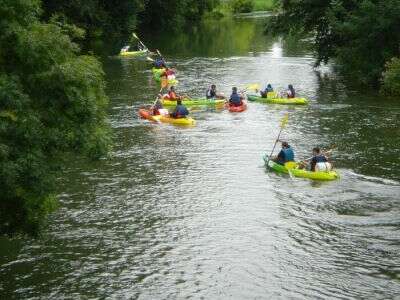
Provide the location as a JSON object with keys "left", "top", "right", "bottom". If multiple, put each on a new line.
{"left": 1, "top": 16, "right": 400, "bottom": 299}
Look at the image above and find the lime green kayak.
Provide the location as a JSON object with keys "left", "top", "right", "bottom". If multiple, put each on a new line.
{"left": 162, "top": 98, "right": 225, "bottom": 107}
{"left": 152, "top": 68, "right": 178, "bottom": 85}
{"left": 248, "top": 94, "right": 308, "bottom": 105}
{"left": 264, "top": 156, "right": 339, "bottom": 181}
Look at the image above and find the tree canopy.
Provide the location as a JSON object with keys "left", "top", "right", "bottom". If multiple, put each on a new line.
{"left": 268, "top": 0, "right": 400, "bottom": 88}
{"left": 0, "top": 0, "right": 111, "bottom": 235}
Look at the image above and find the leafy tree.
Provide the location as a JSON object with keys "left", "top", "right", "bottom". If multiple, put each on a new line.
{"left": 231, "top": 0, "right": 254, "bottom": 13}
{"left": 0, "top": 0, "right": 111, "bottom": 235}
{"left": 138, "top": 0, "right": 219, "bottom": 31}
{"left": 41, "top": 0, "right": 145, "bottom": 50}
{"left": 268, "top": 0, "right": 400, "bottom": 88}
{"left": 382, "top": 57, "right": 400, "bottom": 96}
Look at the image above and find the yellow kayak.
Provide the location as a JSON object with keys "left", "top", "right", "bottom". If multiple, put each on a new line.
{"left": 119, "top": 50, "right": 148, "bottom": 57}
{"left": 248, "top": 94, "right": 308, "bottom": 105}
{"left": 138, "top": 109, "right": 195, "bottom": 126}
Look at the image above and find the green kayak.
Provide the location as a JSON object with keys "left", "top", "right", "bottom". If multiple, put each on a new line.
{"left": 162, "top": 98, "right": 225, "bottom": 107}
{"left": 248, "top": 94, "right": 308, "bottom": 105}
{"left": 264, "top": 155, "right": 339, "bottom": 181}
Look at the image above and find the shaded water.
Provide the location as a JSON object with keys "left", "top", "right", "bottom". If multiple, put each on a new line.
{"left": 1, "top": 17, "right": 400, "bottom": 299}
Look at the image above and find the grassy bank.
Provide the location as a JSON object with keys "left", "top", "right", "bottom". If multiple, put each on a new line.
{"left": 253, "top": 0, "right": 276, "bottom": 11}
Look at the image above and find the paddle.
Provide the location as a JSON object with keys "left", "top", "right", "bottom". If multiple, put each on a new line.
{"left": 132, "top": 32, "right": 148, "bottom": 52}
{"left": 265, "top": 113, "right": 289, "bottom": 166}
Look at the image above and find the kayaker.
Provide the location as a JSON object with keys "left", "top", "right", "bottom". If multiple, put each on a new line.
{"left": 171, "top": 100, "right": 189, "bottom": 119}
{"left": 286, "top": 84, "right": 296, "bottom": 98}
{"left": 120, "top": 45, "right": 130, "bottom": 53}
{"left": 310, "top": 147, "right": 332, "bottom": 172}
{"left": 154, "top": 57, "right": 166, "bottom": 69}
{"left": 206, "top": 85, "right": 225, "bottom": 99}
{"left": 229, "top": 87, "right": 243, "bottom": 107}
{"left": 274, "top": 141, "right": 295, "bottom": 165}
{"left": 152, "top": 98, "right": 163, "bottom": 115}
{"left": 162, "top": 68, "right": 176, "bottom": 81}
{"left": 163, "top": 86, "right": 183, "bottom": 100}
{"left": 260, "top": 84, "right": 274, "bottom": 98}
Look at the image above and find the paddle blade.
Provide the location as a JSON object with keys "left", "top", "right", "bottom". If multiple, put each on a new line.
{"left": 246, "top": 83, "right": 260, "bottom": 91}
{"left": 132, "top": 32, "right": 139, "bottom": 39}
{"left": 146, "top": 56, "right": 154, "bottom": 62}
{"left": 280, "top": 113, "right": 289, "bottom": 128}
{"left": 284, "top": 161, "right": 298, "bottom": 170}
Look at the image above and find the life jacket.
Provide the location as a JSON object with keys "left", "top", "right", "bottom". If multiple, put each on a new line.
{"left": 282, "top": 147, "right": 295, "bottom": 162}
{"left": 167, "top": 91, "right": 178, "bottom": 100}
{"left": 173, "top": 105, "right": 189, "bottom": 118}
{"left": 229, "top": 93, "right": 242, "bottom": 106}
{"left": 206, "top": 89, "right": 216, "bottom": 99}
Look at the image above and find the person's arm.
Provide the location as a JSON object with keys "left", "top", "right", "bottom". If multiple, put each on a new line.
{"left": 310, "top": 157, "right": 317, "bottom": 171}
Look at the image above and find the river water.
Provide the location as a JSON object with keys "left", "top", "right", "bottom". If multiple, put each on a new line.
{"left": 1, "top": 17, "right": 400, "bottom": 299}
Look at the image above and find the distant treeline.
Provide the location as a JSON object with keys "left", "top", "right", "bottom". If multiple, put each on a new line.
{"left": 42, "top": 0, "right": 220, "bottom": 52}
{"left": 268, "top": 0, "right": 400, "bottom": 95}
{"left": 0, "top": 0, "right": 217, "bottom": 236}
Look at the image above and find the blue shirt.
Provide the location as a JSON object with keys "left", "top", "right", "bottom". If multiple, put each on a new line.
{"left": 277, "top": 147, "right": 295, "bottom": 164}
{"left": 229, "top": 92, "right": 241, "bottom": 106}
{"left": 172, "top": 104, "right": 189, "bottom": 118}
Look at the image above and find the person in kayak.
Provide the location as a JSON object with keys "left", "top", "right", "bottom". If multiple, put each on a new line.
{"left": 229, "top": 87, "right": 244, "bottom": 107}
{"left": 154, "top": 57, "right": 166, "bottom": 69}
{"left": 260, "top": 84, "right": 274, "bottom": 98}
{"left": 171, "top": 100, "right": 189, "bottom": 119}
{"left": 310, "top": 147, "right": 332, "bottom": 172}
{"left": 274, "top": 141, "right": 295, "bottom": 165}
{"left": 286, "top": 84, "right": 296, "bottom": 98}
{"left": 152, "top": 98, "right": 163, "bottom": 115}
{"left": 163, "top": 86, "right": 183, "bottom": 100}
{"left": 206, "top": 85, "right": 225, "bottom": 99}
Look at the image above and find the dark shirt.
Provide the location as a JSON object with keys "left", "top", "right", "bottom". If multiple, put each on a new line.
{"left": 311, "top": 155, "right": 328, "bottom": 171}
{"left": 206, "top": 89, "right": 217, "bottom": 99}
{"left": 229, "top": 92, "right": 242, "bottom": 106}
{"left": 277, "top": 147, "right": 295, "bottom": 165}
{"left": 172, "top": 104, "right": 189, "bottom": 118}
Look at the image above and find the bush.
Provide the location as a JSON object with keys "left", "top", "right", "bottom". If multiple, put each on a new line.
{"left": 231, "top": 0, "right": 254, "bottom": 14}
{"left": 382, "top": 57, "right": 400, "bottom": 96}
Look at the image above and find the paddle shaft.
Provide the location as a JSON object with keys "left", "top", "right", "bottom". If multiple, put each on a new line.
{"left": 266, "top": 127, "right": 284, "bottom": 165}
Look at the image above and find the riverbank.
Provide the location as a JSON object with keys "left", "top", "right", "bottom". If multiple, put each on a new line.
{"left": 207, "top": 0, "right": 276, "bottom": 18}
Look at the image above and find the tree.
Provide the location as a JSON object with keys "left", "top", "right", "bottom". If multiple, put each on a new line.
{"left": 0, "top": 0, "right": 111, "bottom": 235}
{"left": 268, "top": 0, "right": 400, "bottom": 88}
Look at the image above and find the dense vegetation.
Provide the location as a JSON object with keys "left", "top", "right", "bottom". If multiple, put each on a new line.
{"left": 1, "top": 0, "right": 217, "bottom": 236}
{"left": 268, "top": 0, "right": 400, "bottom": 92}
{"left": 42, "top": 0, "right": 219, "bottom": 52}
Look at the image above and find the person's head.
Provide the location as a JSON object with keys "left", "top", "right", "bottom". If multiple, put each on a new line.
{"left": 232, "top": 87, "right": 238, "bottom": 93}
{"left": 211, "top": 84, "right": 216, "bottom": 90}
{"left": 288, "top": 84, "right": 294, "bottom": 90}
{"left": 282, "top": 141, "right": 289, "bottom": 149}
{"left": 177, "top": 99, "right": 182, "bottom": 105}
{"left": 313, "top": 147, "right": 321, "bottom": 155}
{"left": 267, "top": 84, "right": 272, "bottom": 88}
{"left": 170, "top": 86, "right": 175, "bottom": 92}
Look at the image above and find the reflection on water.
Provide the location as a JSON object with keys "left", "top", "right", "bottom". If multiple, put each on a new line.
{"left": 1, "top": 16, "right": 399, "bottom": 300}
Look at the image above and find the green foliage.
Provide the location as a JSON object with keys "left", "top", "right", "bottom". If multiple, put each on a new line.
{"left": 231, "top": 0, "right": 254, "bottom": 13}
{"left": 41, "top": 0, "right": 144, "bottom": 47}
{"left": 382, "top": 58, "right": 400, "bottom": 96}
{"left": 0, "top": 0, "right": 111, "bottom": 236}
{"left": 268, "top": 0, "right": 400, "bottom": 87}
{"left": 138, "top": 0, "right": 219, "bottom": 31}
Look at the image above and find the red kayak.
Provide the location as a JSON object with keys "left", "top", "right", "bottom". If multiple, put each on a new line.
{"left": 226, "top": 102, "right": 247, "bottom": 113}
